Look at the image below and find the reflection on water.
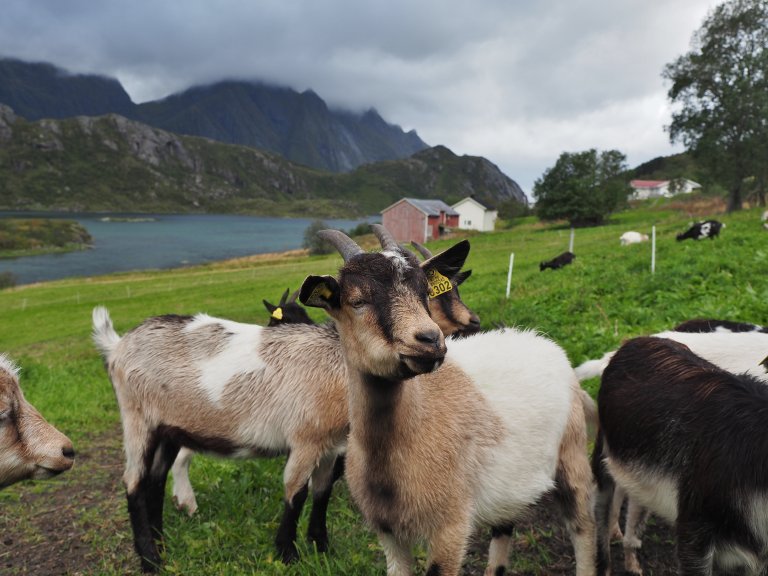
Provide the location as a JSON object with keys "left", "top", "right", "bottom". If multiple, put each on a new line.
{"left": 0, "top": 212, "right": 374, "bottom": 286}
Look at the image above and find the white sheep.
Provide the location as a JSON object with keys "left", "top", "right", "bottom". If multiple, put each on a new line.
{"left": 619, "top": 231, "right": 649, "bottom": 245}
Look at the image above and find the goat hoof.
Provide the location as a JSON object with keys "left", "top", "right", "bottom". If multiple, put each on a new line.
{"left": 276, "top": 543, "right": 299, "bottom": 564}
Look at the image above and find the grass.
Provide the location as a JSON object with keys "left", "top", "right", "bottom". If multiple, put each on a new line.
{"left": 0, "top": 195, "right": 765, "bottom": 574}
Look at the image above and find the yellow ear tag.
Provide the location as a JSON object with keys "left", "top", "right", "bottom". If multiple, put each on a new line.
{"left": 271, "top": 307, "right": 283, "bottom": 320}
{"left": 310, "top": 284, "right": 333, "bottom": 301}
{"left": 426, "top": 268, "right": 453, "bottom": 299}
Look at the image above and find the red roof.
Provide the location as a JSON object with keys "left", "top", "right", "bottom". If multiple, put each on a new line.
{"left": 630, "top": 179, "right": 668, "bottom": 188}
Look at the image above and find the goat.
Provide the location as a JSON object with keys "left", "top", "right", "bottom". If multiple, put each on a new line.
{"left": 0, "top": 354, "right": 75, "bottom": 488}
{"left": 299, "top": 227, "right": 596, "bottom": 576}
{"left": 539, "top": 251, "right": 575, "bottom": 271}
{"left": 92, "top": 239, "right": 473, "bottom": 573}
{"left": 577, "top": 328, "right": 768, "bottom": 573}
{"left": 170, "top": 237, "right": 482, "bottom": 517}
{"left": 593, "top": 336, "right": 768, "bottom": 575}
{"left": 410, "top": 240, "right": 480, "bottom": 338}
{"left": 619, "top": 231, "right": 649, "bottom": 246}
{"left": 263, "top": 288, "right": 314, "bottom": 326}
{"left": 676, "top": 219, "right": 724, "bottom": 241}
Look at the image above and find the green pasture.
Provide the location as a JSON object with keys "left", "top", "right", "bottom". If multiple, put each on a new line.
{"left": 0, "top": 200, "right": 766, "bottom": 574}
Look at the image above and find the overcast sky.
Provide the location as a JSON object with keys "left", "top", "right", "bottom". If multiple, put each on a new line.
{"left": 1, "top": 0, "right": 717, "bottom": 197}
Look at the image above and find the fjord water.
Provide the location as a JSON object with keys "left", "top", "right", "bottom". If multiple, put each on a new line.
{"left": 0, "top": 212, "right": 373, "bottom": 285}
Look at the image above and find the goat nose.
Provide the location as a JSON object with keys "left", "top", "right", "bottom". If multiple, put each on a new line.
{"left": 415, "top": 329, "right": 442, "bottom": 347}
{"left": 62, "top": 446, "right": 76, "bottom": 460}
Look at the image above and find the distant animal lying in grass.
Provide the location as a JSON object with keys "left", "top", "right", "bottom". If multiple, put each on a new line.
{"left": 0, "top": 354, "right": 75, "bottom": 489}
{"left": 619, "top": 231, "right": 649, "bottom": 245}
{"left": 673, "top": 318, "right": 767, "bottom": 334}
{"left": 676, "top": 219, "right": 724, "bottom": 241}
{"left": 539, "top": 251, "right": 575, "bottom": 271}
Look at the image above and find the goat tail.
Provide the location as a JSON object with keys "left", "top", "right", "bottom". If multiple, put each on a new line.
{"left": 92, "top": 306, "right": 121, "bottom": 360}
{"left": 574, "top": 350, "right": 615, "bottom": 382}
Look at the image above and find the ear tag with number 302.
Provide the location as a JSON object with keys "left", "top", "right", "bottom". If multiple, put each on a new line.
{"left": 426, "top": 269, "right": 453, "bottom": 299}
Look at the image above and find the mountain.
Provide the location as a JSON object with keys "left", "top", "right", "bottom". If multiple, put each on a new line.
{"left": 136, "top": 82, "right": 427, "bottom": 172}
{"left": 0, "top": 104, "right": 525, "bottom": 217}
{"left": 0, "top": 58, "right": 428, "bottom": 172}
{"left": 0, "top": 58, "right": 134, "bottom": 120}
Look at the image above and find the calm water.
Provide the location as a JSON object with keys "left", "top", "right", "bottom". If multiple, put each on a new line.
{"left": 0, "top": 212, "right": 375, "bottom": 286}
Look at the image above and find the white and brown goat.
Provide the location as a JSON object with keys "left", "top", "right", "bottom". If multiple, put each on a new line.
{"left": 170, "top": 237, "right": 480, "bottom": 517}
{"left": 0, "top": 354, "right": 74, "bottom": 488}
{"left": 593, "top": 336, "right": 768, "bottom": 575}
{"left": 299, "top": 228, "right": 596, "bottom": 576}
{"left": 92, "top": 239, "right": 472, "bottom": 573}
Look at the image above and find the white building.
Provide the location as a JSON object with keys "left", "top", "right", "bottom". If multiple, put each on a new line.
{"left": 630, "top": 178, "right": 702, "bottom": 200}
{"left": 451, "top": 196, "right": 497, "bottom": 232}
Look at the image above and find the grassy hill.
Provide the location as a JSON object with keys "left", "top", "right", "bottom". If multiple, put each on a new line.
{"left": 0, "top": 106, "right": 525, "bottom": 218}
{"left": 0, "top": 197, "right": 765, "bottom": 574}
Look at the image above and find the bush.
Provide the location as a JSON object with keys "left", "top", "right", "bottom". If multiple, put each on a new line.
{"left": 347, "top": 222, "right": 371, "bottom": 237}
{"left": 0, "top": 271, "right": 17, "bottom": 290}
{"left": 302, "top": 220, "right": 335, "bottom": 255}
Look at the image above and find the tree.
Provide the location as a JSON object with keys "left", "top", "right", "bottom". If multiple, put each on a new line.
{"left": 663, "top": 0, "right": 768, "bottom": 211}
{"left": 533, "top": 149, "right": 628, "bottom": 226}
{"left": 302, "top": 219, "right": 334, "bottom": 255}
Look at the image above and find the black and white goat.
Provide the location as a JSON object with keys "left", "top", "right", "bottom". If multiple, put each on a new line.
{"left": 576, "top": 325, "right": 768, "bottom": 573}
{"left": 299, "top": 228, "right": 596, "bottom": 576}
{"left": 673, "top": 318, "right": 767, "bottom": 334}
{"left": 0, "top": 354, "right": 75, "bottom": 488}
{"left": 540, "top": 251, "right": 575, "bottom": 271}
{"left": 675, "top": 219, "right": 724, "bottom": 241}
{"left": 593, "top": 336, "right": 768, "bottom": 575}
{"left": 92, "top": 240, "right": 475, "bottom": 573}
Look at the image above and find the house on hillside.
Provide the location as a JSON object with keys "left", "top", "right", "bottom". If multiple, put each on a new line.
{"left": 381, "top": 198, "right": 459, "bottom": 244}
{"left": 630, "top": 178, "right": 701, "bottom": 200}
{"left": 452, "top": 196, "right": 497, "bottom": 232}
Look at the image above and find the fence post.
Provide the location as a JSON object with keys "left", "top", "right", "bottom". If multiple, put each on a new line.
{"left": 651, "top": 225, "right": 656, "bottom": 274}
{"left": 506, "top": 253, "right": 515, "bottom": 299}
{"left": 569, "top": 227, "right": 575, "bottom": 252}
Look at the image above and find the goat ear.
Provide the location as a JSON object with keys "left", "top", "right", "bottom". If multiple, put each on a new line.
{"left": 299, "top": 275, "right": 341, "bottom": 310}
{"left": 454, "top": 269, "right": 472, "bottom": 286}
{"left": 263, "top": 299, "right": 277, "bottom": 313}
{"left": 421, "top": 239, "right": 470, "bottom": 279}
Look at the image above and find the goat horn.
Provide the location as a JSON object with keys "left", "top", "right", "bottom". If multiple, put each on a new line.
{"left": 318, "top": 229, "right": 364, "bottom": 262}
{"left": 371, "top": 224, "right": 400, "bottom": 252}
{"left": 410, "top": 240, "right": 433, "bottom": 259}
{"left": 288, "top": 289, "right": 301, "bottom": 304}
{"left": 279, "top": 288, "right": 290, "bottom": 306}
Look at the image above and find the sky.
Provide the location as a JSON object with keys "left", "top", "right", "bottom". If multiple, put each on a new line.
{"left": 0, "top": 0, "right": 718, "bottom": 198}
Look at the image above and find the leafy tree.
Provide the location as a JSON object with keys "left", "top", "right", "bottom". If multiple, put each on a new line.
{"left": 533, "top": 149, "right": 628, "bottom": 226}
{"left": 663, "top": 0, "right": 768, "bottom": 211}
{"left": 302, "top": 219, "right": 334, "bottom": 255}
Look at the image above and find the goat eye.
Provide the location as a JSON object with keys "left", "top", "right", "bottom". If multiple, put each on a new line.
{"left": 0, "top": 410, "right": 9, "bottom": 423}
{"left": 349, "top": 298, "right": 368, "bottom": 309}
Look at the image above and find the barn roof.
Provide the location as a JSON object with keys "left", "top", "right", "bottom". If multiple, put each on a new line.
{"left": 630, "top": 179, "right": 668, "bottom": 188}
{"left": 381, "top": 197, "right": 459, "bottom": 216}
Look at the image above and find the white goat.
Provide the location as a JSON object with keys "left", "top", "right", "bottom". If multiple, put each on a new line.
{"left": 619, "top": 231, "right": 649, "bottom": 246}
{"left": 299, "top": 228, "right": 596, "bottom": 576}
{"left": 0, "top": 354, "right": 75, "bottom": 488}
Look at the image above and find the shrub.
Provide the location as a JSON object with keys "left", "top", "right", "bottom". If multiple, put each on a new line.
{"left": 302, "top": 219, "right": 334, "bottom": 255}
{"left": 0, "top": 271, "right": 17, "bottom": 290}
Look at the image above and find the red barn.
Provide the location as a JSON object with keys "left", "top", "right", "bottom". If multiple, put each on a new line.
{"left": 380, "top": 198, "right": 460, "bottom": 244}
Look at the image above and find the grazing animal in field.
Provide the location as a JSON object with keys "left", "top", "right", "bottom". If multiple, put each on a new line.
{"left": 539, "top": 251, "right": 575, "bottom": 271}
{"left": 619, "top": 231, "right": 649, "bottom": 246}
{"left": 263, "top": 288, "right": 314, "bottom": 326}
{"left": 299, "top": 227, "right": 596, "bottom": 576}
{"left": 675, "top": 219, "right": 724, "bottom": 241}
{"left": 593, "top": 336, "right": 768, "bottom": 576}
{"left": 0, "top": 354, "right": 74, "bottom": 489}
{"left": 93, "top": 239, "right": 474, "bottom": 573}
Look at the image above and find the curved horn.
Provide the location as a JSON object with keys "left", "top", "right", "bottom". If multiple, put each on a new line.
{"left": 317, "top": 229, "right": 364, "bottom": 262}
{"left": 371, "top": 224, "right": 400, "bottom": 252}
{"left": 288, "top": 289, "right": 301, "bottom": 304}
{"left": 410, "top": 240, "right": 433, "bottom": 259}
{"left": 279, "top": 288, "right": 290, "bottom": 306}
